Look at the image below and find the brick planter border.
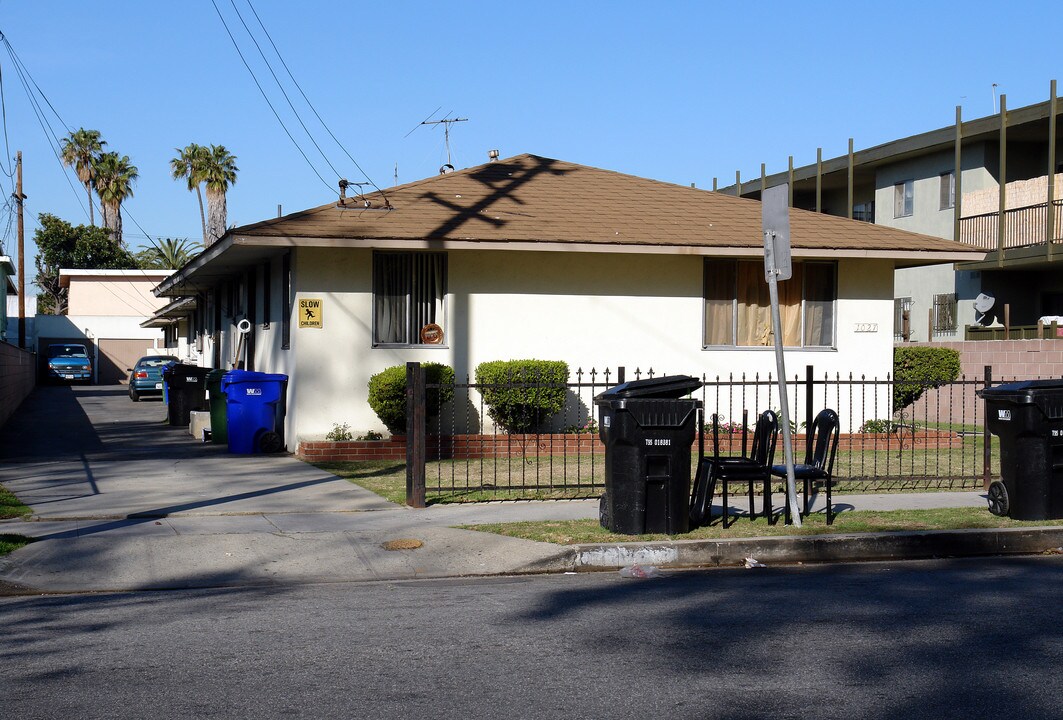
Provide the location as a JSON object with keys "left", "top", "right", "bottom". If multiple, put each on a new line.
{"left": 296, "top": 430, "right": 961, "bottom": 463}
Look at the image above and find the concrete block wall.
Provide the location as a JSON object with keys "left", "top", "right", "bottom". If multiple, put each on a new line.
{"left": 910, "top": 338, "right": 1063, "bottom": 381}
{"left": 0, "top": 342, "right": 35, "bottom": 430}
{"left": 905, "top": 338, "right": 1063, "bottom": 426}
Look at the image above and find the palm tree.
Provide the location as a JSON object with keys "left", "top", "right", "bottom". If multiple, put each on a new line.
{"left": 170, "top": 143, "right": 209, "bottom": 244}
{"left": 60, "top": 128, "right": 106, "bottom": 226}
{"left": 141, "top": 237, "right": 202, "bottom": 269}
{"left": 94, "top": 152, "right": 138, "bottom": 246}
{"left": 203, "top": 145, "right": 238, "bottom": 247}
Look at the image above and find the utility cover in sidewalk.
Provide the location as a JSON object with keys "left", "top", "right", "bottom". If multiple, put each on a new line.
{"left": 382, "top": 538, "right": 424, "bottom": 551}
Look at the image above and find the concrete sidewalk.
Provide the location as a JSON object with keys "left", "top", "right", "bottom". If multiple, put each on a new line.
{"left": 2, "top": 490, "right": 1024, "bottom": 594}
{"left": 2, "top": 385, "right": 1053, "bottom": 596}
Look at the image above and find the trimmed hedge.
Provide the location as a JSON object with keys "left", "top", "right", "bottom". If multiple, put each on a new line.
{"left": 475, "top": 359, "right": 569, "bottom": 433}
{"left": 893, "top": 346, "right": 961, "bottom": 411}
{"left": 368, "top": 363, "right": 455, "bottom": 435}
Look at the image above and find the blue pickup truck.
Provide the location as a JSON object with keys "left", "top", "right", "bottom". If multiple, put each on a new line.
{"left": 45, "top": 343, "right": 93, "bottom": 384}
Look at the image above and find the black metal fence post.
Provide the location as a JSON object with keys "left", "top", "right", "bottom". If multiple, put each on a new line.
{"left": 805, "top": 364, "right": 814, "bottom": 455}
{"left": 617, "top": 366, "right": 625, "bottom": 385}
{"left": 983, "top": 364, "right": 992, "bottom": 491}
{"left": 406, "top": 361, "right": 426, "bottom": 508}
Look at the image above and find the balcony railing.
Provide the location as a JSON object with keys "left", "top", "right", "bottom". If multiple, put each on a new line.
{"left": 958, "top": 199, "right": 1063, "bottom": 250}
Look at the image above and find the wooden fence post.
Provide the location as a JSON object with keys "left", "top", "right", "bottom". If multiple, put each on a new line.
{"left": 406, "top": 361, "right": 426, "bottom": 508}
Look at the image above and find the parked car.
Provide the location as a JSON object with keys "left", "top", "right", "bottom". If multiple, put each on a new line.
{"left": 45, "top": 343, "right": 93, "bottom": 384}
{"left": 127, "top": 355, "right": 179, "bottom": 401}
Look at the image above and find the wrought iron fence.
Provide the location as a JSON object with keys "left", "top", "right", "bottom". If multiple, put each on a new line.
{"left": 404, "top": 363, "right": 1048, "bottom": 504}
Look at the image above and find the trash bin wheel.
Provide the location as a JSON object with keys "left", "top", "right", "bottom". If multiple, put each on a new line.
{"left": 987, "top": 480, "right": 1009, "bottom": 517}
{"left": 258, "top": 431, "right": 283, "bottom": 454}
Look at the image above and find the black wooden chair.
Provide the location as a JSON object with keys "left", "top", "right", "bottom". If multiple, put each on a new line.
{"left": 690, "top": 410, "right": 779, "bottom": 527}
{"left": 771, "top": 408, "right": 840, "bottom": 524}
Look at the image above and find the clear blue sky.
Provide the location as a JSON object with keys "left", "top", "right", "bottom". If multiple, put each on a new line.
{"left": 2, "top": 0, "right": 1061, "bottom": 284}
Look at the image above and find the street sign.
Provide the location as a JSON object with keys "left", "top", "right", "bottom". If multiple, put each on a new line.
{"left": 298, "top": 298, "right": 323, "bottom": 328}
{"left": 762, "top": 183, "right": 792, "bottom": 281}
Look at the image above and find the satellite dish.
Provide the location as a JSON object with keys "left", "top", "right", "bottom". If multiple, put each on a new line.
{"left": 439, "top": 164, "right": 455, "bottom": 175}
{"left": 973, "top": 293, "right": 995, "bottom": 313}
{"left": 974, "top": 292, "right": 996, "bottom": 326}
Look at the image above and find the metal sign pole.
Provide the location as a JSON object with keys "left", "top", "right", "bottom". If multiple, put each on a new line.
{"left": 762, "top": 184, "right": 801, "bottom": 526}
{"left": 765, "top": 242, "right": 801, "bottom": 527}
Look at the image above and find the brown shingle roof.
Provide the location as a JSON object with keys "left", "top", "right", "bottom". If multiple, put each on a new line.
{"left": 233, "top": 154, "right": 976, "bottom": 255}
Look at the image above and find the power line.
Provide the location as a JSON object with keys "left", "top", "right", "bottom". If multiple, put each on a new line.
{"left": 210, "top": 0, "right": 336, "bottom": 194}
{"left": 228, "top": 0, "right": 343, "bottom": 181}
{"left": 0, "top": 59, "right": 15, "bottom": 177}
{"left": 243, "top": 0, "right": 381, "bottom": 194}
{"left": 2, "top": 39, "right": 93, "bottom": 225}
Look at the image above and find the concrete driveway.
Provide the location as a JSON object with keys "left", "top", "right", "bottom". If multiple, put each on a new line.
{"left": 0, "top": 385, "right": 394, "bottom": 519}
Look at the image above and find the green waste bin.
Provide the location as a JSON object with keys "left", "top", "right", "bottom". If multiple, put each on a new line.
{"left": 206, "top": 369, "right": 229, "bottom": 444}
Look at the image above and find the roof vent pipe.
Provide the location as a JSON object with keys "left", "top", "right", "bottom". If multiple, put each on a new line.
{"left": 488, "top": 149, "right": 499, "bottom": 162}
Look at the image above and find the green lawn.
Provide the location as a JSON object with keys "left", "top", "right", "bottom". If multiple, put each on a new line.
{"left": 315, "top": 441, "right": 994, "bottom": 504}
{"left": 0, "top": 534, "right": 34, "bottom": 556}
{"left": 462, "top": 506, "right": 1058, "bottom": 545}
{"left": 0, "top": 484, "right": 31, "bottom": 520}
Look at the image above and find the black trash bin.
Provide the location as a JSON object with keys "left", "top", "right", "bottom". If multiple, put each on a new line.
{"left": 979, "top": 379, "right": 1063, "bottom": 520}
{"left": 162, "top": 364, "right": 211, "bottom": 427}
{"left": 594, "top": 375, "right": 703, "bottom": 535}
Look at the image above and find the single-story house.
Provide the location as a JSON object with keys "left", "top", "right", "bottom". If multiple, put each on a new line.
{"left": 151, "top": 153, "right": 984, "bottom": 449}
{"left": 36, "top": 269, "right": 172, "bottom": 384}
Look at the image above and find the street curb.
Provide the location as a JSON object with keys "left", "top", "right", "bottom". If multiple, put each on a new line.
{"left": 570, "top": 526, "right": 1063, "bottom": 570}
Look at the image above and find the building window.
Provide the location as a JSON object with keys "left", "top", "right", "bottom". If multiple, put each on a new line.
{"left": 894, "top": 297, "right": 912, "bottom": 341}
{"left": 703, "top": 259, "right": 836, "bottom": 348}
{"left": 281, "top": 252, "right": 291, "bottom": 350}
{"left": 894, "top": 180, "right": 914, "bottom": 218}
{"left": 933, "top": 293, "right": 957, "bottom": 335}
{"left": 853, "top": 201, "right": 875, "bottom": 223}
{"left": 939, "top": 172, "right": 955, "bottom": 210}
{"left": 373, "top": 252, "right": 447, "bottom": 346}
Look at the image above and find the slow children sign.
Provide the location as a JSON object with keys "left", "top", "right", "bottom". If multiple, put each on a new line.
{"left": 298, "top": 298, "right": 323, "bottom": 328}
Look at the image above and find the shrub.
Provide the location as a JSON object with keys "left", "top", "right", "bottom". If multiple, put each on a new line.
{"left": 859, "top": 418, "right": 897, "bottom": 434}
{"left": 893, "top": 346, "right": 961, "bottom": 411}
{"left": 368, "top": 363, "right": 455, "bottom": 435}
{"left": 475, "top": 359, "right": 569, "bottom": 433}
{"left": 326, "top": 422, "right": 353, "bottom": 442}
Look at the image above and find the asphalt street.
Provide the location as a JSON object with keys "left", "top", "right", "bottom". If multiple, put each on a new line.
{"left": 4, "top": 556, "right": 1063, "bottom": 720}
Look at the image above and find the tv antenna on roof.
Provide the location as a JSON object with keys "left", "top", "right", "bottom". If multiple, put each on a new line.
{"left": 405, "top": 108, "right": 468, "bottom": 173}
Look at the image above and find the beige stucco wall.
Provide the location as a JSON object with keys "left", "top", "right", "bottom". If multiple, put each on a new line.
{"left": 67, "top": 277, "right": 170, "bottom": 317}
{"left": 280, "top": 248, "right": 896, "bottom": 440}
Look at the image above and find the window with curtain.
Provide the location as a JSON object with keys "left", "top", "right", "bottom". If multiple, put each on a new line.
{"left": 939, "top": 172, "right": 955, "bottom": 210}
{"left": 373, "top": 252, "right": 447, "bottom": 346}
{"left": 704, "top": 259, "right": 836, "bottom": 348}
{"left": 894, "top": 179, "right": 914, "bottom": 217}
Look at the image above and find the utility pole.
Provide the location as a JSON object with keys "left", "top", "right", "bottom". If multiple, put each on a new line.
{"left": 16, "top": 150, "right": 26, "bottom": 349}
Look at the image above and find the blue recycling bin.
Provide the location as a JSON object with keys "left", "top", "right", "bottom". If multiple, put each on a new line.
{"left": 221, "top": 370, "right": 289, "bottom": 454}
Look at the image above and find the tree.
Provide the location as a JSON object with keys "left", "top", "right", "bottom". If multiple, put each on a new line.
{"left": 170, "top": 143, "right": 209, "bottom": 244}
{"left": 33, "top": 213, "right": 137, "bottom": 315}
{"left": 203, "top": 144, "right": 238, "bottom": 247}
{"left": 133, "top": 237, "right": 202, "bottom": 270}
{"left": 60, "top": 128, "right": 106, "bottom": 227}
{"left": 94, "top": 152, "right": 138, "bottom": 246}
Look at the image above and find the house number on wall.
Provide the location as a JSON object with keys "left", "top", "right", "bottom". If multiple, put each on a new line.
{"left": 854, "top": 323, "right": 879, "bottom": 333}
